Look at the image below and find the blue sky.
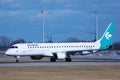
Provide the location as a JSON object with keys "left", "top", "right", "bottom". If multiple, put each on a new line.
{"left": 0, "top": 0, "right": 120, "bottom": 42}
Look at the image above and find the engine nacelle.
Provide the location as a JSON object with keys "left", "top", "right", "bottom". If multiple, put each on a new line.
{"left": 82, "top": 51, "right": 92, "bottom": 55}
{"left": 76, "top": 51, "right": 93, "bottom": 55}
{"left": 30, "top": 55, "right": 43, "bottom": 60}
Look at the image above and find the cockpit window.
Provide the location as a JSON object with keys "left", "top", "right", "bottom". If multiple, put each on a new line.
{"left": 10, "top": 46, "right": 18, "bottom": 48}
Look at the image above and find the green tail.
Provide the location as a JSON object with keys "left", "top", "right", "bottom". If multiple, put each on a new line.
{"left": 99, "top": 23, "right": 114, "bottom": 50}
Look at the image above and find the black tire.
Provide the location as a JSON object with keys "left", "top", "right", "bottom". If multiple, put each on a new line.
{"left": 16, "top": 60, "right": 19, "bottom": 63}
{"left": 50, "top": 57, "right": 56, "bottom": 62}
{"left": 65, "top": 57, "right": 72, "bottom": 62}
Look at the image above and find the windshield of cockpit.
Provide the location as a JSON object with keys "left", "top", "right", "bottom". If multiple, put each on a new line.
{"left": 10, "top": 46, "right": 18, "bottom": 49}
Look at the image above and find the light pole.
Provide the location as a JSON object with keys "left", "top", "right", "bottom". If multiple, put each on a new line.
{"left": 94, "top": 10, "right": 98, "bottom": 41}
{"left": 41, "top": 10, "right": 45, "bottom": 43}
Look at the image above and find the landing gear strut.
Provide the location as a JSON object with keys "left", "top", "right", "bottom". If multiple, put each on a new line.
{"left": 50, "top": 57, "right": 56, "bottom": 62}
{"left": 65, "top": 57, "right": 72, "bottom": 62}
{"left": 15, "top": 56, "right": 20, "bottom": 62}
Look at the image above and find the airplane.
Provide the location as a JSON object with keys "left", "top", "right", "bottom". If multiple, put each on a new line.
{"left": 5, "top": 23, "right": 114, "bottom": 62}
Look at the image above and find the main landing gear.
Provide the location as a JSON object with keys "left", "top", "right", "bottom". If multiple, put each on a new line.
{"left": 65, "top": 57, "right": 72, "bottom": 62}
{"left": 15, "top": 56, "right": 20, "bottom": 62}
{"left": 50, "top": 57, "right": 56, "bottom": 62}
{"left": 50, "top": 57, "right": 72, "bottom": 62}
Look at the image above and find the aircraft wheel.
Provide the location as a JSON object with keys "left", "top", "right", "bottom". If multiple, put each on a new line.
{"left": 50, "top": 57, "right": 56, "bottom": 62}
{"left": 16, "top": 60, "right": 19, "bottom": 63}
{"left": 15, "top": 56, "right": 20, "bottom": 63}
{"left": 65, "top": 57, "right": 72, "bottom": 62}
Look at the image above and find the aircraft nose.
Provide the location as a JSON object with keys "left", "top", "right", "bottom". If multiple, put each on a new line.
{"left": 5, "top": 49, "right": 11, "bottom": 55}
{"left": 5, "top": 51, "right": 8, "bottom": 55}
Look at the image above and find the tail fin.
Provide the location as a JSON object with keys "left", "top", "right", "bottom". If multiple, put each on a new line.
{"left": 98, "top": 23, "right": 114, "bottom": 49}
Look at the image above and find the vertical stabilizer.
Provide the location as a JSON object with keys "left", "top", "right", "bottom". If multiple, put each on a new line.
{"left": 98, "top": 23, "right": 114, "bottom": 49}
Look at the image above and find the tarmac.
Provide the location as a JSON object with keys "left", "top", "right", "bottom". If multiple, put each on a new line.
{"left": 0, "top": 61, "right": 120, "bottom": 66}
{"left": 0, "top": 51, "right": 120, "bottom": 66}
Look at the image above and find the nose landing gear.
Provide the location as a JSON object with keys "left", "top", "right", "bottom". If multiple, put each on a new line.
{"left": 15, "top": 56, "right": 20, "bottom": 62}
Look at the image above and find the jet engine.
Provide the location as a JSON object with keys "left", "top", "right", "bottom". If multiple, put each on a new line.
{"left": 30, "top": 55, "right": 44, "bottom": 60}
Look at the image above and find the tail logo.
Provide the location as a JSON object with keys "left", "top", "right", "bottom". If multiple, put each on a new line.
{"left": 105, "top": 32, "right": 112, "bottom": 40}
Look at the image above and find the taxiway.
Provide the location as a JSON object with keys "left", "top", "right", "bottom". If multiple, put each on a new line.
{"left": 0, "top": 61, "right": 120, "bottom": 66}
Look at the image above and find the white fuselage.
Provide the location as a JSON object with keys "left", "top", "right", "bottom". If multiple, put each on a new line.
{"left": 5, "top": 41, "right": 100, "bottom": 56}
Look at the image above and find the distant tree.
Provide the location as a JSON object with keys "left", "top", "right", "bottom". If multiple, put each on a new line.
{"left": 10, "top": 39, "right": 26, "bottom": 46}
{"left": 66, "top": 37, "right": 80, "bottom": 42}
{"left": 27, "top": 41, "right": 33, "bottom": 43}
{"left": 0, "top": 36, "right": 11, "bottom": 51}
{"left": 0, "top": 37, "right": 26, "bottom": 51}
{"left": 113, "top": 42, "right": 120, "bottom": 50}
{"left": 45, "top": 35, "right": 53, "bottom": 43}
